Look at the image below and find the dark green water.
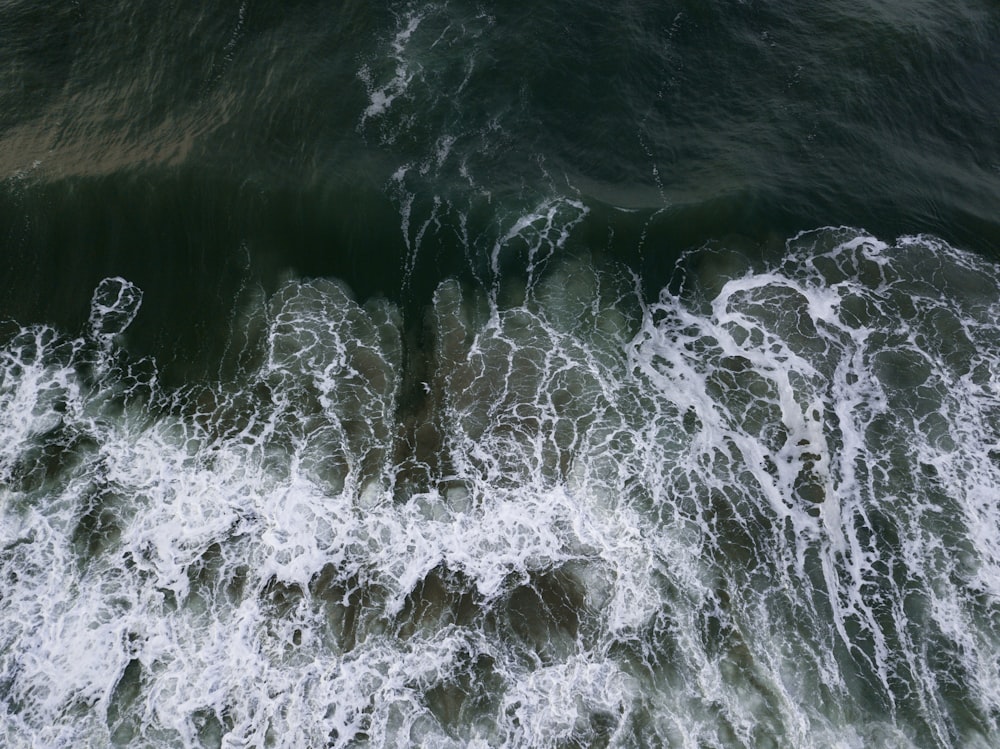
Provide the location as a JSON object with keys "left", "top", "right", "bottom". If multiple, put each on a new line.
{"left": 3, "top": 0, "right": 998, "bottom": 378}
{"left": 1, "top": 1, "right": 999, "bottom": 747}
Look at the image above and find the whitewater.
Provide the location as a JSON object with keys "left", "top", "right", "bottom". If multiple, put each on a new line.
{"left": 2, "top": 228, "right": 998, "bottom": 748}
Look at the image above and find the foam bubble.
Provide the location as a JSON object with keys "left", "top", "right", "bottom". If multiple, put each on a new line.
{"left": 2, "top": 230, "right": 999, "bottom": 746}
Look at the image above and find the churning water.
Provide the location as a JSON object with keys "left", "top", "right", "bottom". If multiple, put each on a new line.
{"left": 4, "top": 229, "right": 1000, "bottom": 747}
{"left": 1, "top": 1, "right": 999, "bottom": 747}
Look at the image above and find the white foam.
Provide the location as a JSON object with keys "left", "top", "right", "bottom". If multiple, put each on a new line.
{"left": 359, "top": 10, "right": 426, "bottom": 125}
{"left": 3, "top": 234, "right": 1000, "bottom": 746}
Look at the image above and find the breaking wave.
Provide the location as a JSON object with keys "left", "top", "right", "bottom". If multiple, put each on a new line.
{"left": 2, "top": 228, "right": 999, "bottom": 748}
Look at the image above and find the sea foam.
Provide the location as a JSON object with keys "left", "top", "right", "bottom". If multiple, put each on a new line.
{"left": 1, "top": 228, "right": 998, "bottom": 747}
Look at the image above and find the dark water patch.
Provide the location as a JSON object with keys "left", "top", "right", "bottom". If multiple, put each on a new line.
{"left": 0, "top": 168, "right": 408, "bottom": 385}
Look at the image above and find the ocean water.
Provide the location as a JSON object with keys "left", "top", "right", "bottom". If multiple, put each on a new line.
{"left": 1, "top": 1, "right": 999, "bottom": 747}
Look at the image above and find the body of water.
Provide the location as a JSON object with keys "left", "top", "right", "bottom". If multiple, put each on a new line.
{"left": 2, "top": 1, "right": 999, "bottom": 746}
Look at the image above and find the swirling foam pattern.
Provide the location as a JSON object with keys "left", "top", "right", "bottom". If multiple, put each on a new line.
{"left": 1, "top": 228, "right": 998, "bottom": 748}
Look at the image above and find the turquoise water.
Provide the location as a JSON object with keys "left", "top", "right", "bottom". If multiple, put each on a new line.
{"left": 1, "top": 2, "right": 999, "bottom": 747}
